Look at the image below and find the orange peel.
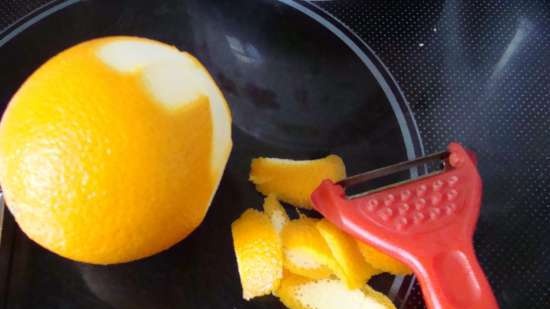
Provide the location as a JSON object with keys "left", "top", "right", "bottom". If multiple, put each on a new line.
{"left": 231, "top": 209, "right": 283, "bottom": 300}
{"left": 316, "top": 219, "right": 377, "bottom": 289}
{"left": 281, "top": 218, "right": 334, "bottom": 280}
{"left": 249, "top": 155, "right": 346, "bottom": 209}
{"left": 277, "top": 273, "right": 396, "bottom": 309}
{"left": 356, "top": 240, "right": 412, "bottom": 275}
{"left": 262, "top": 194, "right": 289, "bottom": 233}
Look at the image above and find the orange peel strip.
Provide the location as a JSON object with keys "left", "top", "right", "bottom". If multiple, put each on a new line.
{"left": 249, "top": 155, "right": 346, "bottom": 209}
{"left": 262, "top": 194, "right": 290, "bottom": 233}
{"left": 281, "top": 218, "right": 334, "bottom": 280}
{"left": 316, "top": 219, "right": 378, "bottom": 289}
{"left": 356, "top": 240, "right": 412, "bottom": 275}
{"left": 277, "top": 273, "right": 396, "bottom": 309}
{"left": 231, "top": 209, "right": 283, "bottom": 300}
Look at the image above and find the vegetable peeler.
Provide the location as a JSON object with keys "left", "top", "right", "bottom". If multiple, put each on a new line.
{"left": 311, "top": 143, "right": 499, "bottom": 309}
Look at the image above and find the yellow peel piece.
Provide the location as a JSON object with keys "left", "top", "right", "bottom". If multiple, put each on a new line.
{"left": 262, "top": 194, "right": 290, "bottom": 233}
{"left": 284, "top": 249, "right": 334, "bottom": 280}
{"left": 316, "top": 219, "right": 377, "bottom": 289}
{"left": 231, "top": 209, "right": 283, "bottom": 300}
{"left": 356, "top": 240, "right": 412, "bottom": 275}
{"left": 277, "top": 274, "right": 310, "bottom": 309}
{"left": 277, "top": 273, "right": 396, "bottom": 309}
{"left": 249, "top": 155, "right": 346, "bottom": 209}
{"left": 281, "top": 218, "right": 334, "bottom": 280}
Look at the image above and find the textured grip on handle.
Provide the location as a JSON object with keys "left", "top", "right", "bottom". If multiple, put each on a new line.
{"left": 416, "top": 244, "right": 499, "bottom": 309}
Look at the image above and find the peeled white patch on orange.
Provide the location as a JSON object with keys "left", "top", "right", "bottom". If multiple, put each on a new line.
{"left": 140, "top": 61, "right": 205, "bottom": 108}
{"left": 97, "top": 40, "right": 189, "bottom": 72}
{"left": 96, "top": 38, "right": 232, "bottom": 175}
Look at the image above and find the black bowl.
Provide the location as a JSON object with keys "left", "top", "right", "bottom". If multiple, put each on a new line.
{"left": 0, "top": 1, "right": 423, "bottom": 308}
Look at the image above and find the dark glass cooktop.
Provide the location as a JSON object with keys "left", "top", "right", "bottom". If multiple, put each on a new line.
{"left": 1, "top": 1, "right": 549, "bottom": 308}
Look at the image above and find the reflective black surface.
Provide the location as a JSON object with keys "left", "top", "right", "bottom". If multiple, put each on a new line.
{"left": 314, "top": 1, "right": 550, "bottom": 308}
{"left": 0, "top": 1, "right": 422, "bottom": 308}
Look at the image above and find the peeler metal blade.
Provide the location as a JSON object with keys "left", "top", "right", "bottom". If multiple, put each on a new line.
{"left": 338, "top": 150, "right": 450, "bottom": 199}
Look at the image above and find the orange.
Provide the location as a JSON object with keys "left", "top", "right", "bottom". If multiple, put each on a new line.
{"left": 231, "top": 209, "right": 283, "bottom": 300}
{"left": 277, "top": 273, "right": 396, "bottom": 309}
{"left": 356, "top": 240, "right": 412, "bottom": 275}
{"left": 316, "top": 219, "right": 377, "bottom": 289}
{"left": 0, "top": 36, "right": 232, "bottom": 264}
{"left": 249, "top": 155, "right": 346, "bottom": 209}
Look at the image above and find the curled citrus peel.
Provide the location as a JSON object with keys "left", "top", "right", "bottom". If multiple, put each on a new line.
{"left": 262, "top": 194, "right": 290, "bottom": 234}
{"left": 231, "top": 209, "right": 283, "bottom": 300}
{"left": 277, "top": 273, "right": 396, "bottom": 309}
{"left": 249, "top": 155, "right": 346, "bottom": 209}
{"left": 232, "top": 154, "right": 402, "bottom": 308}
{"left": 316, "top": 219, "right": 378, "bottom": 289}
{"left": 281, "top": 218, "right": 334, "bottom": 280}
{"left": 356, "top": 240, "right": 412, "bottom": 276}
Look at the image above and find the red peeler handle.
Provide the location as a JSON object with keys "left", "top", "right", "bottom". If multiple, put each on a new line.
{"left": 311, "top": 143, "right": 499, "bottom": 309}
{"left": 413, "top": 240, "right": 499, "bottom": 309}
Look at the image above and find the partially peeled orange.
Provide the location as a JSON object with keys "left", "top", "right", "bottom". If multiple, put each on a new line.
{"left": 0, "top": 36, "right": 232, "bottom": 264}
